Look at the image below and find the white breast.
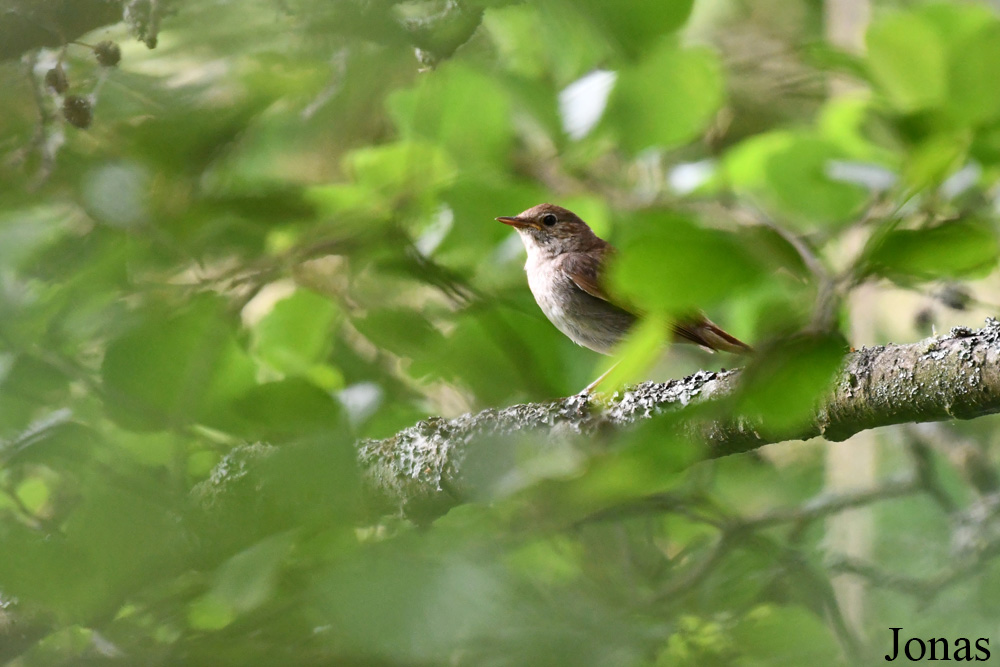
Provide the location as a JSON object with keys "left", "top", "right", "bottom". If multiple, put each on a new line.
{"left": 524, "top": 247, "right": 609, "bottom": 353}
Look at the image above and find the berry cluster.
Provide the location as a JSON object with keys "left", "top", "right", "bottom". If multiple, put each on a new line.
{"left": 44, "top": 40, "right": 122, "bottom": 129}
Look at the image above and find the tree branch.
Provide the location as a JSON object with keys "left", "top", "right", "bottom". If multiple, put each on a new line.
{"left": 0, "top": 1, "right": 126, "bottom": 62}
{"left": 356, "top": 319, "right": 1000, "bottom": 520}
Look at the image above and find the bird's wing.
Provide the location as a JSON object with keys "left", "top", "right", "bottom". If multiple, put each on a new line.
{"left": 672, "top": 316, "right": 752, "bottom": 354}
{"left": 559, "top": 251, "right": 616, "bottom": 303}
{"left": 559, "top": 250, "right": 752, "bottom": 354}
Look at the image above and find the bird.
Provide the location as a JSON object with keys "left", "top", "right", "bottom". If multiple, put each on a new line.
{"left": 497, "top": 203, "right": 751, "bottom": 390}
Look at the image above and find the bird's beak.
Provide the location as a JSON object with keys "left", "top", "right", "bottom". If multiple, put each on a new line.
{"left": 497, "top": 216, "right": 539, "bottom": 230}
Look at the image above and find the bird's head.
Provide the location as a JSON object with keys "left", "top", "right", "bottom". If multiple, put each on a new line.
{"left": 496, "top": 203, "right": 601, "bottom": 257}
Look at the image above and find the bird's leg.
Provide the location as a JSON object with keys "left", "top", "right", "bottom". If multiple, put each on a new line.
{"left": 578, "top": 361, "right": 620, "bottom": 395}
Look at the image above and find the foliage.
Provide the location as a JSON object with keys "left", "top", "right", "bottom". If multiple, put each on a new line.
{"left": 2, "top": 0, "right": 1000, "bottom": 664}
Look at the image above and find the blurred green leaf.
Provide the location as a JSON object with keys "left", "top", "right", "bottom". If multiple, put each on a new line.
{"left": 739, "top": 333, "right": 844, "bottom": 433}
{"left": 343, "top": 140, "right": 457, "bottom": 203}
{"left": 818, "top": 96, "right": 899, "bottom": 166}
{"left": 767, "top": 138, "right": 870, "bottom": 223}
{"left": 555, "top": 417, "right": 702, "bottom": 513}
{"left": 867, "top": 218, "right": 999, "bottom": 282}
{"left": 102, "top": 296, "right": 257, "bottom": 431}
{"left": 0, "top": 354, "right": 70, "bottom": 411}
{"left": 603, "top": 42, "right": 723, "bottom": 153}
{"left": 352, "top": 308, "right": 447, "bottom": 365}
{"left": 231, "top": 379, "right": 342, "bottom": 442}
{"left": 194, "top": 439, "right": 358, "bottom": 560}
{"left": 312, "top": 550, "right": 508, "bottom": 663}
{"left": 251, "top": 288, "right": 341, "bottom": 385}
{"left": 15, "top": 476, "right": 50, "bottom": 515}
{"left": 192, "top": 531, "right": 295, "bottom": 629}
{"left": 187, "top": 596, "right": 236, "bottom": 632}
{"left": 388, "top": 64, "right": 512, "bottom": 169}
{"left": 609, "top": 213, "right": 764, "bottom": 313}
{"left": 602, "top": 313, "right": 666, "bottom": 389}
{"left": 726, "top": 132, "right": 869, "bottom": 225}
{"left": 570, "top": 0, "right": 694, "bottom": 60}
{"left": 867, "top": 11, "right": 947, "bottom": 113}
{"left": 484, "top": 4, "right": 605, "bottom": 85}
{"left": 423, "top": 303, "right": 573, "bottom": 401}
{"left": 732, "top": 605, "right": 843, "bottom": 666}
{"left": 945, "top": 21, "right": 1000, "bottom": 126}
{"left": 0, "top": 478, "right": 184, "bottom": 622}
{"left": 902, "top": 132, "right": 970, "bottom": 190}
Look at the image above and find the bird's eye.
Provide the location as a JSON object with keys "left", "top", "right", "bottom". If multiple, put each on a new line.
{"left": 541, "top": 213, "right": 558, "bottom": 226}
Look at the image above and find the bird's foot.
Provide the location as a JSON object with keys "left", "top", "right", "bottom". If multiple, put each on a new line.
{"left": 576, "top": 362, "right": 620, "bottom": 396}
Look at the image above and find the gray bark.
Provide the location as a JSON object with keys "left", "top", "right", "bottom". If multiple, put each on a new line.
{"left": 353, "top": 319, "right": 1000, "bottom": 520}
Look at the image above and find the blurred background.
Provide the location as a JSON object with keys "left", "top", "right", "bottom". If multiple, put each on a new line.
{"left": 3, "top": 0, "right": 1000, "bottom": 664}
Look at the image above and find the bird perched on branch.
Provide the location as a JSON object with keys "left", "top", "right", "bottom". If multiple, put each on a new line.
{"left": 498, "top": 203, "right": 750, "bottom": 389}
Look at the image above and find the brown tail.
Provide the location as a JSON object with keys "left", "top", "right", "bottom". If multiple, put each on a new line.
{"left": 672, "top": 315, "right": 753, "bottom": 354}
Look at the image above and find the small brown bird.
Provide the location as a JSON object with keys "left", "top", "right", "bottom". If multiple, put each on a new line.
{"left": 498, "top": 203, "right": 750, "bottom": 382}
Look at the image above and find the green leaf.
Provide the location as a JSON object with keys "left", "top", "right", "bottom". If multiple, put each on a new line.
{"left": 484, "top": 4, "right": 608, "bottom": 86}
{"left": 725, "top": 132, "right": 869, "bottom": 225}
{"left": 945, "top": 21, "right": 1000, "bottom": 126}
{"left": 817, "top": 97, "right": 899, "bottom": 166}
{"left": 102, "top": 296, "right": 257, "bottom": 431}
{"left": 561, "top": 416, "right": 702, "bottom": 510}
{"left": 732, "top": 605, "right": 843, "bottom": 666}
{"left": 867, "top": 11, "right": 947, "bottom": 113}
{"left": 251, "top": 288, "right": 341, "bottom": 385}
{"left": 868, "top": 219, "right": 999, "bottom": 282}
{"left": 601, "top": 313, "right": 666, "bottom": 389}
{"left": 902, "top": 132, "right": 970, "bottom": 190}
{"left": 342, "top": 140, "right": 457, "bottom": 201}
{"left": 913, "top": 4, "right": 1000, "bottom": 126}
{"left": 230, "top": 379, "right": 342, "bottom": 442}
{"left": 425, "top": 303, "right": 574, "bottom": 401}
{"left": 738, "top": 333, "right": 845, "bottom": 433}
{"left": 609, "top": 213, "right": 764, "bottom": 313}
{"left": 351, "top": 308, "right": 447, "bottom": 363}
{"left": 767, "top": 139, "right": 869, "bottom": 223}
{"left": 191, "top": 531, "right": 295, "bottom": 628}
{"left": 313, "top": 551, "right": 508, "bottom": 663}
{"left": 187, "top": 596, "right": 236, "bottom": 631}
{"left": 570, "top": 0, "right": 695, "bottom": 60}
{"left": 191, "top": 439, "right": 358, "bottom": 560}
{"left": 388, "top": 64, "right": 512, "bottom": 168}
{"left": 0, "top": 478, "right": 184, "bottom": 622}
{"left": 603, "top": 42, "right": 723, "bottom": 153}
{"left": 15, "top": 476, "right": 51, "bottom": 514}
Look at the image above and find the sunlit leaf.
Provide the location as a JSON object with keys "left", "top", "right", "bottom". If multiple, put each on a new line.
{"left": 601, "top": 313, "right": 666, "bottom": 390}
{"left": 903, "top": 133, "right": 970, "bottom": 190}
{"left": 867, "top": 11, "right": 947, "bottom": 113}
{"left": 343, "top": 140, "right": 457, "bottom": 201}
{"left": 603, "top": 42, "right": 723, "bottom": 153}
{"left": 609, "top": 213, "right": 764, "bottom": 313}
{"left": 946, "top": 21, "right": 1000, "bottom": 126}
{"left": 484, "top": 4, "right": 608, "bottom": 85}
{"left": 726, "top": 132, "right": 869, "bottom": 225}
{"left": 388, "top": 64, "right": 512, "bottom": 169}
